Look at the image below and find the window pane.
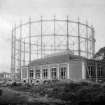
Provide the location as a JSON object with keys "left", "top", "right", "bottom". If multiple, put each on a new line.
{"left": 51, "top": 68, "right": 57, "bottom": 80}
{"left": 60, "top": 67, "right": 67, "bottom": 79}
{"left": 30, "top": 70, "right": 33, "bottom": 78}
{"left": 42, "top": 69, "right": 48, "bottom": 79}
{"left": 36, "top": 70, "right": 40, "bottom": 79}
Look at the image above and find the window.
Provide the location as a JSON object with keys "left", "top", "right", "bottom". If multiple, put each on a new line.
{"left": 91, "top": 66, "right": 95, "bottom": 77}
{"left": 51, "top": 68, "right": 57, "bottom": 80}
{"left": 88, "top": 66, "right": 91, "bottom": 76}
{"left": 88, "top": 66, "right": 95, "bottom": 77}
{"left": 42, "top": 69, "right": 48, "bottom": 79}
{"left": 98, "top": 65, "right": 103, "bottom": 77}
{"left": 35, "top": 70, "right": 40, "bottom": 79}
{"left": 88, "top": 65, "right": 103, "bottom": 78}
{"left": 60, "top": 67, "right": 67, "bottom": 79}
{"left": 29, "top": 70, "right": 33, "bottom": 78}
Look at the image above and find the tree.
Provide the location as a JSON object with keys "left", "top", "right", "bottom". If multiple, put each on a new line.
{"left": 94, "top": 47, "right": 105, "bottom": 60}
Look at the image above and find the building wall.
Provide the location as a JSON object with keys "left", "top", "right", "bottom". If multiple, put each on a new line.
{"left": 21, "top": 66, "right": 29, "bottom": 82}
{"left": 0, "top": 72, "right": 12, "bottom": 81}
{"left": 21, "top": 58, "right": 105, "bottom": 83}
{"left": 21, "top": 62, "right": 71, "bottom": 83}
{"left": 86, "top": 60, "right": 105, "bottom": 82}
{"left": 21, "top": 60, "right": 86, "bottom": 83}
{"left": 0, "top": 73, "right": 4, "bottom": 80}
{"left": 69, "top": 60, "right": 83, "bottom": 81}
{"left": 31, "top": 63, "right": 69, "bottom": 82}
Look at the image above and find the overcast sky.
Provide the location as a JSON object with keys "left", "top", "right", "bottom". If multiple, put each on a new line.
{"left": 0, "top": 0, "right": 105, "bottom": 72}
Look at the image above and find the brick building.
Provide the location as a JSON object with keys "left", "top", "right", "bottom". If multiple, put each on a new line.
{"left": 0, "top": 72, "right": 11, "bottom": 81}
{"left": 86, "top": 59, "right": 105, "bottom": 82}
{"left": 21, "top": 52, "right": 86, "bottom": 83}
{"left": 21, "top": 50, "right": 105, "bottom": 84}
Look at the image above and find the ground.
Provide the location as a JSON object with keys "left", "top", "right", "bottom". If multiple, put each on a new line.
{"left": 0, "top": 86, "right": 63, "bottom": 105}
{"left": 0, "top": 81, "right": 105, "bottom": 105}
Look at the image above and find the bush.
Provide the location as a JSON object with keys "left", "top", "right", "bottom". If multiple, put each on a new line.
{"left": 44, "top": 81, "right": 105, "bottom": 103}
{"left": 0, "top": 89, "right": 3, "bottom": 96}
{"left": 10, "top": 81, "right": 105, "bottom": 104}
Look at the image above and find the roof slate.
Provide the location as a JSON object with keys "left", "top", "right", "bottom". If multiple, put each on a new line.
{"left": 29, "top": 52, "right": 83, "bottom": 66}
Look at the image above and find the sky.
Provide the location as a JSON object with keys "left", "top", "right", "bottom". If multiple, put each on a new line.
{"left": 0, "top": 0, "right": 105, "bottom": 72}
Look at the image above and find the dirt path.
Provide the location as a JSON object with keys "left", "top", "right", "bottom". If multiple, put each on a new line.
{"left": 0, "top": 87, "right": 37, "bottom": 103}
{"left": 0, "top": 87, "right": 63, "bottom": 104}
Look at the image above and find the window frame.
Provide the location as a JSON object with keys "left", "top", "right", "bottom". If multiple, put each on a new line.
{"left": 29, "top": 69, "right": 34, "bottom": 78}
{"left": 51, "top": 67, "right": 57, "bottom": 80}
{"left": 59, "top": 66, "right": 67, "bottom": 79}
{"left": 42, "top": 68, "right": 48, "bottom": 79}
{"left": 35, "top": 69, "right": 40, "bottom": 79}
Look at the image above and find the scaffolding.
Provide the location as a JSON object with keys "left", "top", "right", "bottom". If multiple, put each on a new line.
{"left": 11, "top": 16, "right": 95, "bottom": 80}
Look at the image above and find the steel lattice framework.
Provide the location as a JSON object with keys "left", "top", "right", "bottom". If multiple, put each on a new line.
{"left": 11, "top": 16, "right": 95, "bottom": 80}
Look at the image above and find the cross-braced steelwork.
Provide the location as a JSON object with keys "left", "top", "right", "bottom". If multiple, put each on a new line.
{"left": 11, "top": 16, "right": 95, "bottom": 80}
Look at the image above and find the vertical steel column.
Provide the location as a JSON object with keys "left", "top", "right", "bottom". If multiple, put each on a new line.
{"left": 67, "top": 16, "right": 69, "bottom": 51}
{"left": 95, "top": 61, "right": 98, "bottom": 83}
{"left": 91, "top": 26, "right": 95, "bottom": 57}
{"left": 11, "top": 27, "right": 13, "bottom": 73}
{"left": 11, "top": 26, "right": 14, "bottom": 80}
{"left": 37, "top": 41, "right": 38, "bottom": 58}
{"left": 54, "top": 16, "right": 56, "bottom": 52}
{"left": 43, "top": 43, "right": 45, "bottom": 57}
{"left": 41, "top": 16, "right": 43, "bottom": 58}
{"left": 78, "top": 17, "right": 81, "bottom": 56}
{"left": 29, "top": 17, "right": 32, "bottom": 64}
{"left": 12, "top": 25, "right": 16, "bottom": 80}
{"left": 14, "top": 28, "right": 16, "bottom": 75}
{"left": 73, "top": 41, "right": 74, "bottom": 54}
{"left": 18, "top": 39, "right": 20, "bottom": 73}
{"left": 86, "top": 22, "right": 89, "bottom": 58}
{"left": 19, "top": 23, "right": 22, "bottom": 80}
{"left": 28, "top": 17, "right": 31, "bottom": 83}
{"left": 23, "top": 39, "right": 26, "bottom": 66}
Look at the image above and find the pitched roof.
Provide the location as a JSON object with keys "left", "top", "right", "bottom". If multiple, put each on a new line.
{"left": 29, "top": 51, "right": 84, "bottom": 66}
